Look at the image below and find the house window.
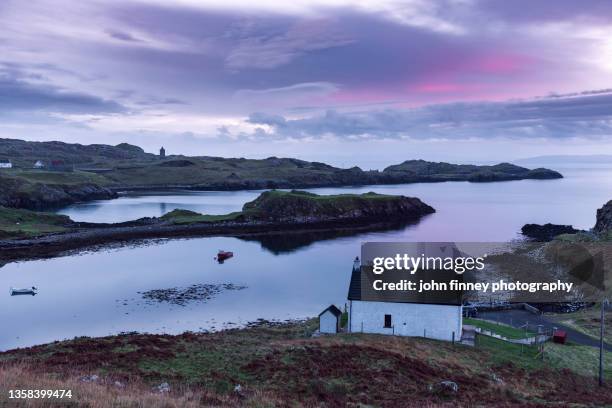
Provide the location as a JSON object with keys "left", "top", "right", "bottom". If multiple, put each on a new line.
{"left": 384, "top": 314, "right": 392, "bottom": 328}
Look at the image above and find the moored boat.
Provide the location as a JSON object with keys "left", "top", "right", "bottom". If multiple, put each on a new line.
{"left": 216, "top": 250, "right": 234, "bottom": 263}
{"left": 10, "top": 286, "right": 38, "bottom": 296}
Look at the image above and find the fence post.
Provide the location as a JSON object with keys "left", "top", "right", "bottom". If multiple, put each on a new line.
{"left": 452, "top": 331, "right": 455, "bottom": 345}
{"left": 424, "top": 329, "right": 426, "bottom": 338}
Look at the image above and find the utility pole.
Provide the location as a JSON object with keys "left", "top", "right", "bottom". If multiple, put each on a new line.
{"left": 600, "top": 299, "right": 608, "bottom": 387}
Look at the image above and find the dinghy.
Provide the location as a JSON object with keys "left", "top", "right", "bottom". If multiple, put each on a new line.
{"left": 216, "top": 250, "right": 234, "bottom": 263}
{"left": 10, "top": 286, "right": 38, "bottom": 296}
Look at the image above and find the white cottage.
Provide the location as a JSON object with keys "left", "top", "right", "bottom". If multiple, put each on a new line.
{"left": 0, "top": 159, "right": 12, "bottom": 169}
{"left": 347, "top": 246, "right": 463, "bottom": 342}
{"left": 319, "top": 304, "right": 342, "bottom": 334}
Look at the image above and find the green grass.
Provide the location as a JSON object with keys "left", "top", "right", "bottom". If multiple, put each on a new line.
{"left": 1, "top": 169, "right": 110, "bottom": 185}
{"left": 159, "top": 209, "right": 243, "bottom": 224}
{"left": 548, "top": 306, "right": 612, "bottom": 344}
{"left": 465, "top": 318, "right": 537, "bottom": 339}
{"left": 477, "top": 329, "right": 612, "bottom": 378}
{"left": 261, "top": 189, "right": 399, "bottom": 201}
{"left": 476, "top": 335, "right": 543, "bottom": 369}
{"left": 0, "top": 206, "right": 72, "bottom": 238}
{"left": 160, "top": 190, "right": 407, "bottom": 226}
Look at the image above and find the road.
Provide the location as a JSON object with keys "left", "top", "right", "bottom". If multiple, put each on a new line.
{"left": 477, "top": 309, "right": 612, "bottom": 352}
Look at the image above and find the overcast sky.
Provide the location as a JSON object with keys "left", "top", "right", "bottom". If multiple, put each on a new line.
{"left": 1, "top": 0, "right": 612, "bottom": 168}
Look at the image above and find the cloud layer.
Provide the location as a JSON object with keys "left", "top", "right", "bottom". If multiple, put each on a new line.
{"left": 0, "top": 0, "right": 611, "bottom": 161}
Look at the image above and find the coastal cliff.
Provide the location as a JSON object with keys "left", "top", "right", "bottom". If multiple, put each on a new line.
{"left": 0, "top": 173, "right": 117, "bottom": 210}
{"left": 595, "top": 200, "right": 612, "bottom": 234}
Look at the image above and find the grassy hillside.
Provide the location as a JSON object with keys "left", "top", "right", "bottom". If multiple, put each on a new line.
{"left": 161, "top": 190, "right": 434, "bottom": 224}
{"left": 0, "top": 139, "right": 562, "bottom": 197}
{"left": 548, "top": 306, "right": 612, "bottom": 344}
{"left": 0, "top": 206, "right": 72, "bottom": 238}
{"left": 1, "top": 320, "right": 610, "bottom": 407}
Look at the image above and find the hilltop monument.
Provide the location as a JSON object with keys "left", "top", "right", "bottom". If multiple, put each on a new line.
{"left": 159, "top": 146, "right": 166, "bottom": 159}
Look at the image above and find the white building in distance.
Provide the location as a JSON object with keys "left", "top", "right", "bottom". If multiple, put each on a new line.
{"left": 0, "top": 159, "right": 12, "bottom": 169}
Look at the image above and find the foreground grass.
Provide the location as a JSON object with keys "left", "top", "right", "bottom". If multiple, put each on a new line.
{"left": 464, "top": 318, "right": 537, "bottom": 339}
{"left": 1, "top": 320, "right": 611, "bottom": 407}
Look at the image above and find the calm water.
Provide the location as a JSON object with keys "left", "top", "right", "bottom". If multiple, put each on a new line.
{"left": 1, "top": 165, "right": 611, "bottom": 350}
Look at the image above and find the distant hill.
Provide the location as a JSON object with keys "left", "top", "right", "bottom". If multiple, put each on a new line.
{"left": 0, "top": 138, "right": 154, "bottom": 167}
{"left": 0, "top": 138, "right": 563, "bottom": 209}
{"left": 383, "top": 160, "right": 562, "bottom": 182}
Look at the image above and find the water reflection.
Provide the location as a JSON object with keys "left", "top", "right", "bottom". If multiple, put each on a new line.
{"left": 2, "top": 165, "right": 611, "bottom": 350}
{"left": 238, "top": 219, "right": 425, "bottom": 254}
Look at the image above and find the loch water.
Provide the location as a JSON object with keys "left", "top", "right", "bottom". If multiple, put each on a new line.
{"left": 1, "top": 164, "right": 610, "bottom": 350}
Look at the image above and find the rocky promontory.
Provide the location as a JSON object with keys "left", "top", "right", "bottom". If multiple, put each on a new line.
{"left": 240, "top": 190, "right": 434, "bottom": 223}
{"left": 0, "top": 173, "right": 116, "bottom": 210}
{"left": 595, "top": 200, "right": 612, "bottom": 234}
{"left": 0, "top": 190, "right": 434, "bottom": 261}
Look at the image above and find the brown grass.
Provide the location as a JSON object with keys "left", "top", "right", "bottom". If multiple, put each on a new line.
{"left": 2, "top": 323, "right": 612, "bottom": 407}
{"left": 0, "top": 364, "right": 283, "bottom": 408}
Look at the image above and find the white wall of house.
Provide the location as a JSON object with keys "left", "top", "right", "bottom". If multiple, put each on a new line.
{"left": 0, "top": 162, "right": 12, "bottom": 169}
{"left": 319, "top": 311, "right": 339, "bottom": 334}
{"left": 349, "top": 300, "right": 462, "bottom": 341}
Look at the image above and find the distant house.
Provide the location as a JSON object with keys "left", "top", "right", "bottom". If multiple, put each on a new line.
{"left": 33, "top": 160, "right": 45, "bottom": 169}
{"left": 319, "top": 305, "right": 342, "bottom": 334}
{"left": 0, "top": 159, "right": 12, "bottom": 169}
{"left": 159, "top": 146, "right": 166, "bottom": 159}
{"left": 347, "top": 245, "right": 463, "bottom": 342}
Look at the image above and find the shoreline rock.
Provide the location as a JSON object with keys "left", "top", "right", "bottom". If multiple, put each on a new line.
{"left": 595, "top": 200, "right": 612, "bottom": 234}
{"left": 521, "top": 223, "right": 582, "bottom": 241}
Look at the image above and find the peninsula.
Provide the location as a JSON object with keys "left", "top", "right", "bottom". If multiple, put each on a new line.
{"left": 0, "top": 190, "right": 434, "bottom": 262}
{"left": 0, "top": 138, "right": 562, "bottom": 210}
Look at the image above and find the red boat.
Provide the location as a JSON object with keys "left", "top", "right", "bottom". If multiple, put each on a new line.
{"left": 216, "top": 250, "right": 234, "bottom": 263}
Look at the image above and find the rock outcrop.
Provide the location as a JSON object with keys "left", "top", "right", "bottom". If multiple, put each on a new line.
{"left": 521, "top": 223, "right": 582, "bottom": 241}
{"left": 0, "top": 175, "right": 117, "bottom": 210}
{"left": 240, "top": 190, "right": 435, "bottom": 223}
{"left": 594, "top": 200, "right": 612, "bottom": 234}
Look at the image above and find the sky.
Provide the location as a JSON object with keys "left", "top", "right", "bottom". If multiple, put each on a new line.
{"left": 1, "top": 0, "right": 612, "bottom": 168}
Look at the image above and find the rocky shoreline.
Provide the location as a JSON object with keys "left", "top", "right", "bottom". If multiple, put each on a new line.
{"left": 521, "top": 200, "right": 612, "bottom": 241}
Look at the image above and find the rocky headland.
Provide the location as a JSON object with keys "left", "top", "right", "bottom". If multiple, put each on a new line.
{"left": 0, "top": 190, "right": 434, "bottom": 262}
{"left": 595, "top": 200, "right": 612, "bottom": 234}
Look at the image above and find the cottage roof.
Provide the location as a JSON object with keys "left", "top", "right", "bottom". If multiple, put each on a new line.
{"left": 319, "top": 304, "right": 342, "bottom": 318}
{"left": 348, "top": 243, "right": 464, "bottom": 306}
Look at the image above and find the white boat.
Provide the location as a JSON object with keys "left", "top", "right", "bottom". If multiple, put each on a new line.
{"left": 10, "top": 287, "right": 38, "bottom": 296}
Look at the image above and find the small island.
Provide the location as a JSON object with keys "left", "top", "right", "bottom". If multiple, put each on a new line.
{"left": 0, "top": 190, "right": 434, "bottom": 262}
